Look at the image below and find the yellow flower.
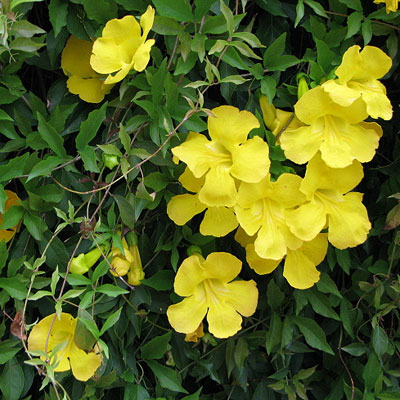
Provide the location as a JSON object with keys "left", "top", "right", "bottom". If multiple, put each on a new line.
{"left": 0, "top": 190, "right": 21, "bottom": 243}
{"left": 110, "top": 236, "right": 144, "bottom": 285}
{"left": 280, "top": 86, "right": 382, "bottom": 168}
{"left": 322, "top": 45, "right": 393, "bottom": 120}
{"left": 167, "top": 167, "right": 238, "bottom": 237}
{"left": 184, "top": 323, "right": 204, "bottom": 343}
{"left": 235, "top": 173, "right": 305, "bottom": 260}
{"left": 286, "top": 153, "right": 371, "bottom": 249}
{"left": 167, "top": 252, "right": 258, "bottom": 339}
{"left": 90, "top": 6, "right": 155, "bottom": 84}
{"left": 172, "top": 106, "right": 269, "bottom": 207}
{"left": 374, "top": 0, "right": 399, "bottom": 13}
{"left": 245, "top": 234, "right": 328, "bottom": 289}
{"left": 61, "top": 36, "right": 114, "bottom": 103}
{"left": 27, "top": 313, "right": 102, "bottom": 381}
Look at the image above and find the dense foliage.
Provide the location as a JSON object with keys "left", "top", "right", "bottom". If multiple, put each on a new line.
{"left": 1, "top": 0, "right": 400, "bottom": 399}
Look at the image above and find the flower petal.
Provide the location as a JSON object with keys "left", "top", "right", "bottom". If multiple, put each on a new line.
{"left": 179, "top": 167, "right": 205, "bottom": 193}
{"left": 301, "top": 233, "right": 328, "bottom": 265}
{"left": 174, "top": 254, "right": 207, "bottom": 297}
{"left": 202, "top": 252, "right": 242, "bottom": 283}
{"left": 69, "top": 344, "right": 102, "bottom": 381}
{"left": 133, "top": 39, "right": 155, "bottom": 72}
{"left": 230, "top": 136, "right": 270, "bottom": 182}
{"left": 327, "top": 192, "right": 371, "bottom": 249}
{"left": 67, "top": 76, "right": 112, "bottom": 103}
{"left": 207, "top": 301, "right": 243, "bottom": 338}
{"left": 361, "top": 85, "right": 393, "bottom": 120}
{"left": 61, "top": 36, "right": 96, "bottom": 78}
{"left": 198, "top": 164, "right": 237, "bottom": 207}
{"left": 225, "top": 280, "right": 258, "bottom": 317}
{"left": 167, "top": 294, "right": 208, "bottom": 334}
{"left": 200, "top": 206, "right": 238, "bottom": 237}
{"left": 208, "top": 105, "right": 259, "bottom": 146}
{"left": 246, "top": 243, "right": 281, "bottom": 275}
{"left": 140, "top": 5, "right": 155, "bottom": 38}
{"left": 167, "top": 194, "right": 206, "bottom": 226}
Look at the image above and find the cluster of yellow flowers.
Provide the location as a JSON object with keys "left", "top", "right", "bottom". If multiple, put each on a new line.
{"left": 167, "top": 45, "right": 392, "bottom": 339}
{"left": 61, "top": 6, "right": 155, "bottom": 103}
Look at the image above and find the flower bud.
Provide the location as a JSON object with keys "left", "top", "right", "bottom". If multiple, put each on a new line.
{"left": 259, "top": 95, "right": 277, "bottom": 130}
{"left": 127, "top": 245, "right": 144, "bottom": 285}
{"left": 110, "top": 238, "right": 132, "bottom": 277}
{"left": 70, "top": 248, "right": 102, "bottom": 274}
{"left": 187, "top": 245, "right": 202, "bottom": 257}
{"left": 297, "top": 76, "right": 309, "bottom": 99}
{"left": 103, "top": 154, "right": 119, "bottom": 170}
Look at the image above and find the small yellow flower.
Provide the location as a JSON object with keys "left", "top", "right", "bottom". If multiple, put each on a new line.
{"left": 167, "top": 252, "right": 258, "bottom": 339}
{"left": 167, "top": 167, "right": 238, "bottom": 237}
{"left": 90, "top": 6, "right": 155, "bottom": 84}
{"left": 27, "top": 313, "right": 102, "bottom": 381}
{"left": 70, "top": 247, "right": 102, "bottom": 275}
{"left": 184, "top": 323, "right": 204, "bottom": 343}
{"left": 322, "top": 45, "right": 393, "bottom": 120}
{"left": 172, "top": 106, "right": 269, "bottom": 207}
{"left": 0, "top": 190, "right": 21, "bottom": 243}
{"left": 127, "top": 244, "right": 145, "bottom": 286}
{"left": 374, "top": 0, "right": 399, "bottom": 13}
{"left": 61, "top": 36, "right": 114, "bottom": 103}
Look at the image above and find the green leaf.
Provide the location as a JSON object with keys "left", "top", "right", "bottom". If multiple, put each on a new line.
{"left": 115, "top": 195, "right": 136, "bottom": 229}
{"left": 0, "top": 358, "right": 24, "bottom": 400}
{"left": 0, "top": 241, "right": 8, "bottom": 274}
{"left": 363, "top": 352, "right": 381, "bottom": 390}
{"left": 341, "top": 343, "right": 367, "bottom": 356}
{"left": 10, "top": 37, "right": 45, "bottom": 53}
{"left": 306, "top": 289, "right": 340, "bottom": 320}
{"left": 152, "top": 16, "right": 185, "bottom": 35}
{"left": 256, "top": 0, "right": 287, "bottom": 17}
{"left": 234, "top": 337, "right": 249, "bottom": 369}
{"left": 141, "top": 270, "right": 174, "bottom": 291}
{"left": 0, "top": 205, "right": 23, "bottom": 230}
{"left": 267, "top": 279, "right": 284, "bottom": 309}
{"left": 0, "top": 153, "right": 29, "bottom": 182}
{"left": 219, "top": 0, "right": 234, "bottom": 35}
{"left": 76, "top": 309, "right": 99, "bottom": 348}
{"left": 263, "top": 33, "right": 299, "bottom": 71}
{"left": 182, "top": 388, "right": 202, "bottom": 400}
{"left": 338, "top": 0, "right": 362, "bottom": 11}
{"left": 372, "top": 326, "right": 388, "bottom": 359}
{"left": 316, "top": 273, "right": 342, "bottom": 298}
{"left": 49, "top": 0, "right": 68, "bottom": 36}
{"left": 0, "top": 340, "right": 21, "bottom": 364}
{"left": 27, "top": 156, "right": 62, "bottom": 181}
{"left": 0, "top": 277, "right": 27, "bottom": 300}
{"left": 100, "top": 307, "right": 123, "bottom": 336}
{"left": 37, "top": 113, "right": 66, "bottom": 159}
{"left": 23, "top": 212, "right": 47, "bottom": 241}
{"left": 362, "top": 19, "right": 372, "bottom": 45}
{"left": 96, "top": 284, "right": 129, "bottom": 297}
{"left": 261, "top": 75, "right": 277, "bottom": 104}
{"left": 10, "top": 0, "right": 43, "bottom": 10}
{"left": 304, "top": 0, "right": 328, "bottom": 17}
{"left": 152, "top": 0, "right": 194, "bottom": 22}
{"left": 123, "top": 384, "right": 150, "bottom": 400}
{"left": 141, "top": 331, "right": 172, "bottom": 360}
{"left": 11, "top": 20, "right": 45, "bottom": 37}
{"left": 76, "top": 102, "right": 108, "bottom": 150}
{"left": 82, "top": 0, "right": 118, "bottom": 23}
{"left": 335, "top": 248, "right": 351, "bottom": 274}
{"left": 295, "top": 0, "right": 305, "bottom": 27}
{"left": 294, "top": 316, "right": 334, "bottom": 354}
{"left": 146, "top": 360, "right": 188, "bottom": 393}
{"left": 346, "top": 11, "right": 363, "bottom": 39}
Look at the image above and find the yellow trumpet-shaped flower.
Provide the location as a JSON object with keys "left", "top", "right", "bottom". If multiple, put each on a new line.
{"left": 172, "top": 106, "right": 269, "bottom": 207}
{"left": 280, "top": 86, "right": 382, "bottom": 168}
{"left": 90, "top": 6, "right": 155, "bottom": 84}
{"left": 286, "top": 153, "right": 371, "bottom": 249}
{"left": 322, "top": 45, "right": 393, "bottom": 120}
{"left": 167, "top": 167, "right": 238, "bottom": 237}
{"left": 374, "top": 0, "right": 399, "bottom": 13}
{"left": 61, "top": 36, "right": 114, "bottom": 103}
{"left": 235, "top": 173, "right": 305, "bottom": 260}
{"left": 0, "top": 190, "right": 21, "bottom": 243}
{"left": 245, "top": 234, "right": 328, "bottom": 289}
{"left": 127, "top": 244, "right": 145, "bottom": 286}
{"left": 27, "top": 313, "right": 102, "bottom": 381}
{"left": 167, "top": 252, "right": 258, "bottom": 339}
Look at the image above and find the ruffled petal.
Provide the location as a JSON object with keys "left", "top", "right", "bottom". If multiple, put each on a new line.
{"left": 225, "top": 280, "right": 258, "bottom": 317}
{"left": 67, "top": 76, "right": 112, "bottom": 103}
{"left": 200, "top": 206, "right": 238, "bottom": 237}
{"left": 179, "top": 167, "right": 205, "bottom": 193}
{"left": 327, "top": 192, "right": 371, "bottom": 249}
{"left": 361, "top": 86, "right": 393, "bottom": 120}
{"left": 283, "top": 248, "right": 321, "bottom": 289}
{"left": 246, "top": 243, "right": 281, "bottom": 274}
{"left": 322, "top": 79, "right": 360, "bottom": 107}
{"left": 198, "top": 164, "right": 237, "bottom": 207}
{"left": 207, "top": 301, "right": 243, "bottom": 338}
{"left": 202, "top": 252, "right": 242, "bottom": 283}
{"left": 103, "top": 63, "right": 134, "bottom": 85}
{"left": 167, "top": 294, "right": 208, "bottom": 334}
{"left": 208, "top": 105, "right": 259, "bottom": 146}
{"left": 133, "top": 39, "right": 155, "bottom": 72}
{"left": 140, "top": 5, "right": 155, "bottom": 38}
{"left": 358, "top": 46, "right": 392, "bottom": 81}
{"left": 167, "top": 194, "right": 206, "bottom": 225}
{"left": 174, "top": 254, "right": 207, "bottom": 297}
{"left": 61, "top": 36, "right": 96, "bottom": 77}
{"left": 335, "top": 45, "right": 362, "bottom": 83}
{"left": 69, "top": 344, "right": 102, "bottom": 381}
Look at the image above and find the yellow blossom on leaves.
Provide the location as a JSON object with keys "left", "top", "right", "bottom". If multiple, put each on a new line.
{"left": 184, "top": 323, "right": 204, "bottom": 343}
{"left": 235, "top": 173, "right": 305, "bottom": 260}
{"left": 90, "top": 6, "right": 155, "bottom": 84}
{"left": 27, "top": 313, "right": 102, "bottom": 381}
{"left": 286, "top": 153, "right": 371, "bottom": 249}
{"left": 374, "top": 0, "right": 399, "bottom": 13}
{"left": 61, "top": 36, "right": 114, "bottom": 103}
{"left": 167, "top": 167, "right": 238, "bottom": 237}
{"left": 322, "top": 45, "right": 393, "bottom": 120}
{"left": 246, "top": 234, "right": 328, "bottom": 289}
{"left": 127, "top": 244, "right": 145, "bottom": 286}
{"left": 167, "top": 252, "right": 258, "bottom": 339}
{"left": 280, "top": 86, "right": 382, "bottom": 168}
{"left": 0, "top": 190, "right": 21, "bottom": 243}
{"left": 172, "top": 106, "right": 269, "bottom": 207}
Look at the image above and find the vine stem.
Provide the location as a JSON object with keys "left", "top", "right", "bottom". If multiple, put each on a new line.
{"left": 338, "top": 328, "right": 355, "bottom": 400}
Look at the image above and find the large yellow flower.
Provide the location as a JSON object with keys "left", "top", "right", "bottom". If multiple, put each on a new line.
{"left": 167, "top": 252, "right": 258, "bottom": 339}
{"left": 61, "top": 36, "right": 114, "bottom": 103}
{"left": 0, "top": 190, "right": 21, "bottom": 243}
{"left": 280, "top": 86, "right": 382, "bottom": 168}
{"left": 235, "top": 173, "right": 305, "bottom": 260}
{"left": 167, "top": 167, "right": 238, "bottom": 237}
{"left": 172, "top": 106, "right": 270, "bottom": 207}
{"left": 286, "top": 153, "right": 371, "bottom": 249}
{"left": 90, "top": 6, "right": 155, "bottom": 84}
{"left": 245, "top": 234, "right": 328, "bottom": 289}
{"left": 322, "top": 45, "right": 392, "bottom": 120}
{"left": 374, "top": 0, "right": 399, "bottom": 13}
{"left": 27, "top": 313, "right": 102, "bottom": 381}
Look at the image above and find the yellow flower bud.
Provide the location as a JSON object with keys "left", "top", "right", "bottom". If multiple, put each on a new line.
{"left": 259, "top": 95, "right": 276, "bottom": 130}
{"left": 70, "top": 248, "right": 102, "bottom": 275}
{"left": 184, "top": 323, "right": 204, "bottom": 343}
{"left": 127, "top": 245, "right": 145, "bottom": 285}
{"left": 110, "top": 238, "right": 133, "bottom": 277}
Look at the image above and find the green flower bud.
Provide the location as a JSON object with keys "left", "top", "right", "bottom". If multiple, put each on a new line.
{"left": 297, "top": 76, "right": 309, "bottom": 99}
{"left": 187, "top": 245, "right": 202, "bottom": 257}
{"left": 70, "top": 248, "right": 102, "bottom": 274}
{"left": 103, "top": 154, "right": 119, "bottom": 170}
